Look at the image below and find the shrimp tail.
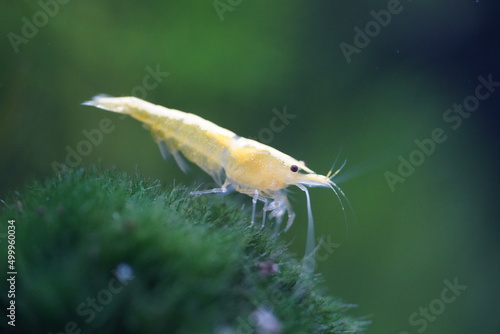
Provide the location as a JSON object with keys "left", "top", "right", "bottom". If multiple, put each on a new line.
{"left": 82, "top": 95, "right": 145, "bottom": 115}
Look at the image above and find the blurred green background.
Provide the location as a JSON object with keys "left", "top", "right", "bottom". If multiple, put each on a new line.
{"left": 1, "top": 1, "right": 499, "bottom": 333}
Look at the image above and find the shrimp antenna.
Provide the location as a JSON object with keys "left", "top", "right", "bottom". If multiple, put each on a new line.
{"left": 328, "top": 179, "right": 355, "bottom": 238}
{"left": 296, "top": 184, "right": 315, "bottom": 262}
{"left": 326, "top": 156, "right": 354, "bottom": 238}
{"left": 327, "top": 159, "right": 348, "bottom": 179}
{"left": 326, "top": 149, "right": 343, "bottom": 179}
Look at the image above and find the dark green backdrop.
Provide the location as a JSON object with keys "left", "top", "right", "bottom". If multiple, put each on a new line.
{"left": 1, "top": 1, "right": 499, "bottom": 333}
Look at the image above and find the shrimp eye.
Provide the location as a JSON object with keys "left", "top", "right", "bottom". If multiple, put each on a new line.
{"left": 290, "top": 165, "right": 299, "bottom": 172}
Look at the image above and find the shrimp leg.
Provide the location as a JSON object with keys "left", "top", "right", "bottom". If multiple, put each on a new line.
{"left": 189, "top": 185, "right": 229, "bottom": 196}
{"left": 249, "top": 190, "right": 269, "bottom": 228}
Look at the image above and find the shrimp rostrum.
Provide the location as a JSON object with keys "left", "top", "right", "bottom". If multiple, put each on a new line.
{"left": 83, "top": 96, "right": 349, "bottom": 256}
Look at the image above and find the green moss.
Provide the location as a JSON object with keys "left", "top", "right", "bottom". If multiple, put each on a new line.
{"left": 0, "top": 167, "right": 369, "bottom": 333}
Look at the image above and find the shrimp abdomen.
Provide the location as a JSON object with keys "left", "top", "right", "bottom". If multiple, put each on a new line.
{"left": 83, "top": 95, "right": 237, "bottom": 180}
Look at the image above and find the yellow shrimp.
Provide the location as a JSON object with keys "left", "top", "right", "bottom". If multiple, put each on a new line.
{"left": 82, "top": 96, "right": 349, "bottom": 257}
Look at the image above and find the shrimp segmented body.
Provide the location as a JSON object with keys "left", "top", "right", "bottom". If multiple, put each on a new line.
{"left": 83, "top": 96, "right": 349, "bottom": 257}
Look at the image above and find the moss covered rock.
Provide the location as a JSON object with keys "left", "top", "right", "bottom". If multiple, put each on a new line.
{"left": 0, "top": 167, "right": 368, "bottom": 333}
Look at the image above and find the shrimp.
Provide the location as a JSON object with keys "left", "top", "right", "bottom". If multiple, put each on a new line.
{"left": 82, "top": 96, "right": 349, "bottom": 258}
